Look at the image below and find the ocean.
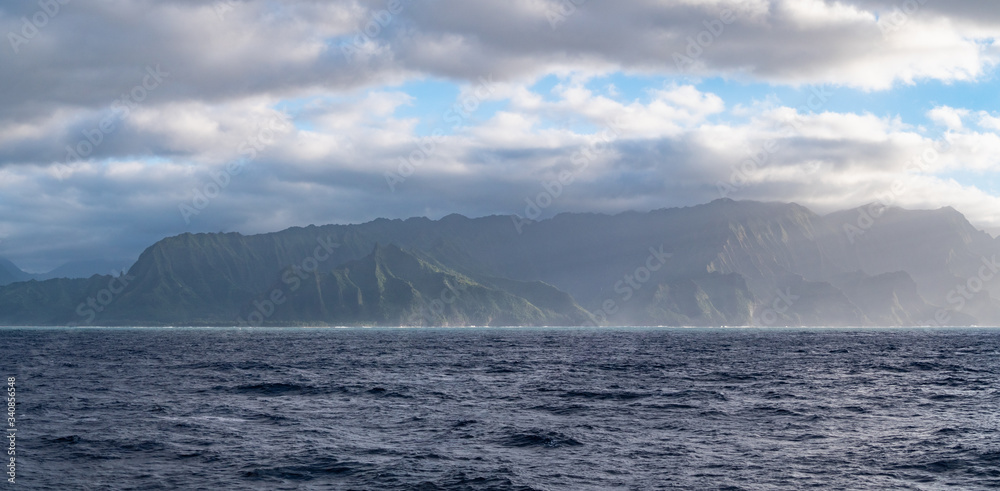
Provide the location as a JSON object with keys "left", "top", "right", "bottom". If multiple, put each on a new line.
{"left": 2, "top": 327, "right": 999, "bottom": 490}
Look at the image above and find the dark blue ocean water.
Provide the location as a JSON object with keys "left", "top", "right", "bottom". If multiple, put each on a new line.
{"left": 2, "top": 327, "right": 1000, "bottom": 490}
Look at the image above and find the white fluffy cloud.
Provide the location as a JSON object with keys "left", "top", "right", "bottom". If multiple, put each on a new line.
{"left": 928, "top": 106, "right": 969, "bottom": 131}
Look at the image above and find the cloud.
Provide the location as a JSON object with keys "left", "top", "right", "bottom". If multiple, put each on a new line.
{"left": 6, "top": 77, "right": 1000, "bottom": 271}
{"left": 389, "top": 0, "right": 999, "bottom": 89}
{"left": 2, "top": 0, "right": 997, "bottom": 127}
{"left": 977, "top": 111, "right": 1000, "bottom": 132}
{"left": 928, "top": 106, "right": 969, "bottom": 130}
{"left": 1, "top": 0, "right": 1000, "bottom": 270}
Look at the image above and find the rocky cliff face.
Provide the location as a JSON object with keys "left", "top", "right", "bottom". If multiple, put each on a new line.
{"left": 1, "top": 199, "right": 997, "bottom": 326}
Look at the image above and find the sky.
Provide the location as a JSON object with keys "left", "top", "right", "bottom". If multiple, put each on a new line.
{"left": 1, "top": 0, "right": 1000, "bottom": 272}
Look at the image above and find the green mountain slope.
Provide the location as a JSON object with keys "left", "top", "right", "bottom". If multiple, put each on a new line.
{"left": 0, "top": 275, "right": 117, "bottom": 325}
{"left": 1, "top": 199, "right": 998, "bottom": 327}
{"left": 238, "top": 244, "right": 592, "bottom": 326}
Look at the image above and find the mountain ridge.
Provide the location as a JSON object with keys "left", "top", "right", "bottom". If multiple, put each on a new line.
{"left": 1, "top": 199, "right": 998, "bottom": 327}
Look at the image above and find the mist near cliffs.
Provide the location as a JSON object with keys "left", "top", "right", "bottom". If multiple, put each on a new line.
{"left": 1, "top": 199, "right": 998, "bottom": 327}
